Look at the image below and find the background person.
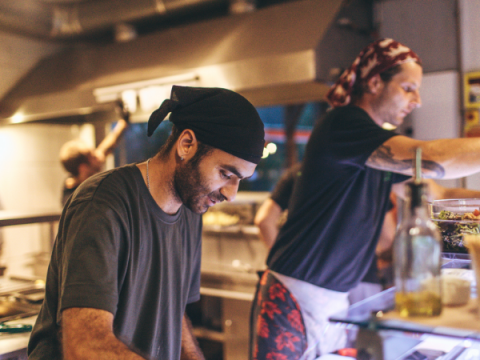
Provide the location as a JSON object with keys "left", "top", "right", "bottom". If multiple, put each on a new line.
{"left": 28, "top": 86, "right": 265, "bottom": 360}
{"left": 254, "top": 163, "right": 301, "bottom": 248}
{"left": 250, "top": 38, "right": 480, "bottom": 360}
{"left": 59, "top": 104, "right": 129, "bottom": 206}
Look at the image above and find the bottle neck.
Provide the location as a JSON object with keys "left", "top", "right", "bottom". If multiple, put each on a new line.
{"left": 404, "top": 205, "right": 429, "bottom": 220}
{"left": 403, "top": 182, "right": 429, "bottom": 220}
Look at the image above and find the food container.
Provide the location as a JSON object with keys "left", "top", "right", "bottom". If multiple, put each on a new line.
{"left": 430, "top": 199, "right": 480, "bottom": 254}
{"left": 463, "top": 234, "right": 480, "bottom": 311}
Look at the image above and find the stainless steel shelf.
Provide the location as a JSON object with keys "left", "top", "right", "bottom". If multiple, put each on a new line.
{"left": 192, "top": 327, "right": 226, "bottom": 343}
{"left": 0, "top": 210, "right": 61, "bottom": 227}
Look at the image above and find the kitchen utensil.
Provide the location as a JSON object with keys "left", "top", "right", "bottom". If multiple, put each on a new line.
{"left": 0, "top": 323, "right": 32, "bottom": 333}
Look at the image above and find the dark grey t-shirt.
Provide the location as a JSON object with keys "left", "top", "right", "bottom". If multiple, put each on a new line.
{"left": 28, "top": 164, "right": 202, "bottom": 360}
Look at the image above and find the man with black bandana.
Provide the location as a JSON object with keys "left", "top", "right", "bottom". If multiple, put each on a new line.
{"left": 28, "top": 86, "right": 265, "bottom": 360}
{"left": 250, "top": 38, "right": 480, "bottom": 360}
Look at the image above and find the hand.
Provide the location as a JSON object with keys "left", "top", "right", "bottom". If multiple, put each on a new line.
{"left": 115, "top": 100, "right": 131, "bottom": 123}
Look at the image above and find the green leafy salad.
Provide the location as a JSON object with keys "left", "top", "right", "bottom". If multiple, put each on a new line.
{"left": 433, "top": 209, "right": 480, "bottom": 253}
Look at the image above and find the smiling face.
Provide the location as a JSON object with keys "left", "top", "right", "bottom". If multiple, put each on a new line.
{"left": 370, "top": 61, "right": 423, "bottom": 128}
{"left": 174, "top": 148, "right": 257, "bottom": 214}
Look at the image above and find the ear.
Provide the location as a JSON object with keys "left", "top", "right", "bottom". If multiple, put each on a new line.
{"left": 176, "top": 129, "right": 198, "bottom": 161}
{"left": 366, "top": 74, "right": 384, "bottom": 95}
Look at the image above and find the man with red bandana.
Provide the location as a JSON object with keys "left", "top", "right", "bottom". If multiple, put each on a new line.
{"left": 250, "top": 38, "right": 480, "bottom": 360}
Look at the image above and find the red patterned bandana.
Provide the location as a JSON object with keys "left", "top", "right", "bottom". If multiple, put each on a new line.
{"left": 326, "top": 38, "right": 421, "bottom": 107}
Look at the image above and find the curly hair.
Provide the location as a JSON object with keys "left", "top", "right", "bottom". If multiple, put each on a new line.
{"left": 59, "top": 140, "right": 92, "bottom": 176}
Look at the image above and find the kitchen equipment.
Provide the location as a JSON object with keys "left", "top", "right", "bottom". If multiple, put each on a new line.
{"left": 0, "top": 323, "right": 32, "bottom": 334}
{"left": 463, "top": 234, "right": 480, "bottom": 312}
{"left": 430, "top": 198, "right": 480, "bottom": 253}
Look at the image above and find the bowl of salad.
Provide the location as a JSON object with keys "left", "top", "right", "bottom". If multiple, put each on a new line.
{"left": 430, "top": 199, "right": 480, "bottom": 253}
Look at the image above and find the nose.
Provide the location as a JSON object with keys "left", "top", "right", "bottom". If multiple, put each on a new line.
{"left": 220, "top": 181, "right": 239, "bottom": 202}
{"left": 412, "top": 90, "right": 421, "bottom": 108}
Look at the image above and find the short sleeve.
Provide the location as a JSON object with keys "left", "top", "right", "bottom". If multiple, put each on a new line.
{"left": 392, "top": 172, "right": 411, "bottom": 184}
{"left": 58, "top": 201, "right": 125, "bottom": 317}
{"left": 327, "top": 107, "right": 399, "bottom": 167}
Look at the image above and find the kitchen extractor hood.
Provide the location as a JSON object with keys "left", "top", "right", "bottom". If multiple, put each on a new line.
{"left": 0, "top": 0, "right": 372, "bottom": 126}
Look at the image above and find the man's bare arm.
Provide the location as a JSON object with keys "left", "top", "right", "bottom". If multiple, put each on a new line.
{"left": 181, "top": 314, "right": 205, "bottom": 360}
{"left": 62, "top": 307, "right": 145, "bottom": 360}
{"left": 376, "top": 207, "right": 397, "bottom": 256}
{"left": 254, "top": 199, "right": 283, "bottom": 249}
{"left": 424, "top": 178, "right": 480, "bottom": 201}
{"left": 95, "top": 118, "right": 129, "bottom": 160}
{"left": 366, "top": 135, "right": 480, "bottom": 179}
{"left": 392, "top": 178, "right": 480, "bottom": 202}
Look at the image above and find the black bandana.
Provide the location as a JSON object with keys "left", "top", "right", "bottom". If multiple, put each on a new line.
{"left": 148, "top": 86, "right": 265, "bottom": 164}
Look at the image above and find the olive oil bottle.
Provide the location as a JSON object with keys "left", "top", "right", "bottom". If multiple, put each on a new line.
{"left": 393, "top": 149, "right": 442, "bottom": 317}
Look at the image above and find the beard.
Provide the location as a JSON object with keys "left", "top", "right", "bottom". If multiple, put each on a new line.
{"left": 370, "top": 86, "right": 403, "bottom": 128}
{"left": 173, "top": 159, "right": 225, "bottom": 214}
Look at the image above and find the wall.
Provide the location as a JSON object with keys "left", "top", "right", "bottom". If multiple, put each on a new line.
{"left": 0, "top": 123, "right": 94, "bottom": 278}
{"left": 409, "top": 71, "right": 461, "bottom": 188}
{"left": 375, "top": 0, "right": 458, "bottom": 73}
{"left": 459, "top": 0, "right": 480, "bottom": 190}
{"left": 377, "top": 0, "right": 462, "bottom": 188}
{"left": 459, "top": 0, "right": 480, "bottom": 73}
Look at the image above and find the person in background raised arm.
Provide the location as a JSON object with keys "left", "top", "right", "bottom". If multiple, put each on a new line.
{"left": 59, "top": 103, "right": 130, "bottom": 206}
{"left": 28, "top": 86, "right": 265, "bottom": 360}
{"left": 250, "top": 38, "right": 480, "bottom": 360}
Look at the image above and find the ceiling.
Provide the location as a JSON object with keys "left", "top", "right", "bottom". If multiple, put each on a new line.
{"left": 0, "top": 0, "right": 304, "bottom": 102}
{"left": 0, "top": 0, "right": 299, "bottom": 43}
{"left": 0, "top": 0, "right": 374, "bottom": 125}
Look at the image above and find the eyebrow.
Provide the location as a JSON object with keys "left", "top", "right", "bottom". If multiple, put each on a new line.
{"left": 221, "top": 164, "right": 249, "bottom": 180}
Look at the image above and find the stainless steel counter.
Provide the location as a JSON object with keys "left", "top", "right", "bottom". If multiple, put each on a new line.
{"left": 0, "top": 316, "right": 36, "bottom": 360}
{"left": 0, "top": 210, "right": 61, "bottom": 227}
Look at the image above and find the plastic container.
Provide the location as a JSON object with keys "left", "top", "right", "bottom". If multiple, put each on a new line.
{"left": 430, "top": 199, "right": 480, "bottom": 254}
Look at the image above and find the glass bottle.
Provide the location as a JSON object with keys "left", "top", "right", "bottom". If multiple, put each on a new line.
{"left": 393, "top": 151, "right": 442, "bottom": 317}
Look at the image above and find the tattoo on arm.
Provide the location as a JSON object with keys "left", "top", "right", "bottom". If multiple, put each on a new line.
{"left": 366, "top": 145, "right": 446, "bottom": 178}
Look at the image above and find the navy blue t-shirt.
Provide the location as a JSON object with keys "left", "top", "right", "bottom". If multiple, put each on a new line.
{"left": 28, "top": 164, "right": 202, "bottom": 360}
{"left": 267, "top": 106, "right": 409, "bottom": 292}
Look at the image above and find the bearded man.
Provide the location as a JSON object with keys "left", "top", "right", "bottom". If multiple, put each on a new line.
{"left": 28, "top": 86, "right": 265, "bottom": 360}
{"left": 250, "top": 38, "right": 480, "bottom": 360}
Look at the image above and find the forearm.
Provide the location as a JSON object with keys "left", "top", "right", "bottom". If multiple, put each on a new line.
{"left": 62, "top": 308, "right": 145, "bottom": 360}
{"left": 96, "top": 119, "right": 129, "bottom": 156}
{"left": 64, "top": 331, "right": 144, "bottom": 360}
{"left": 375, "top": 210, "right": 396, "bottom": 255}
{"left": 435, "top": 185, "right": 480, "bottom": 200}
{"left": 257, "top": 222, "right": 279, "bottom": 249}
{"left": 181, "top": 315, "right": 205, "bottom": 360}
{"left": 421, "top": 138, "right": 480, "bottom": 179}
{"left": 254, "top": 199, "right": 282, "bottom": 249}
{"left": 423, "top": 178, "right": 480, "bottom": 201}
{"left": 368, "top": 136, "right": 480, "bottom": 180}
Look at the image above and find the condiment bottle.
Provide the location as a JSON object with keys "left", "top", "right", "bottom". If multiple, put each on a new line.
{"left": 393, "top": 148, "right": 442, "bottom": 317}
